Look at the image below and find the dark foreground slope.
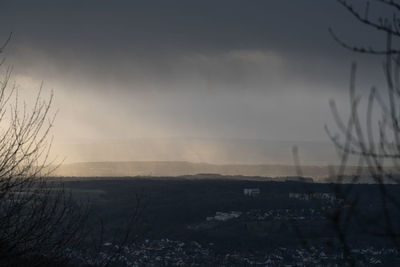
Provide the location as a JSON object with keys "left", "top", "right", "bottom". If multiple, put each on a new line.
{"left": 63, "top": 177, "right": 400, "bottom": 252}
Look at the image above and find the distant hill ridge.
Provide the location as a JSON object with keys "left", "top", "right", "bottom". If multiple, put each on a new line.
{"left": 52, "top": 161, "right": 376, "bottom": 181}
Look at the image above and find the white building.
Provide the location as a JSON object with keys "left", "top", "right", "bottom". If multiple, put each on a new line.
{"left": 206, "top": 211, "right": 242, "bottom": 221}
{"left": 243, "top": 188, "right": 260, "bottom": 197}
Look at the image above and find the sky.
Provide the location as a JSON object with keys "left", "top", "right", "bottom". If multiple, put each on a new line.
{"left": 0, "top": 0, "right": 392, "bottom": 164}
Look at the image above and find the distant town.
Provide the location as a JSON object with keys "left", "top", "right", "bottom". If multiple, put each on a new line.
{"left": 69, "top": 239, "right": 398, "bottom": 266}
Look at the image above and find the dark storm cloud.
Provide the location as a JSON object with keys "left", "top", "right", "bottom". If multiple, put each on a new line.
{"left": 3, "top": 1, "right": 336, "bottom": 52}
{"left": 0, "top": 0, "right": 386, "bottom": 94}
{"left": 0, "top": 0, "right": 391, "bottom": 152}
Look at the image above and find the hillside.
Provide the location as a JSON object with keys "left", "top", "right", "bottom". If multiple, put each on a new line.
{"left": 53, "top": 161, "right": 369, "bottom": 180}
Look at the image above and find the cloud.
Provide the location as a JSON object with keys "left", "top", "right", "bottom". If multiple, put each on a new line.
{"left": 0, "top": 0, "right": 390, "bottom": 154}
